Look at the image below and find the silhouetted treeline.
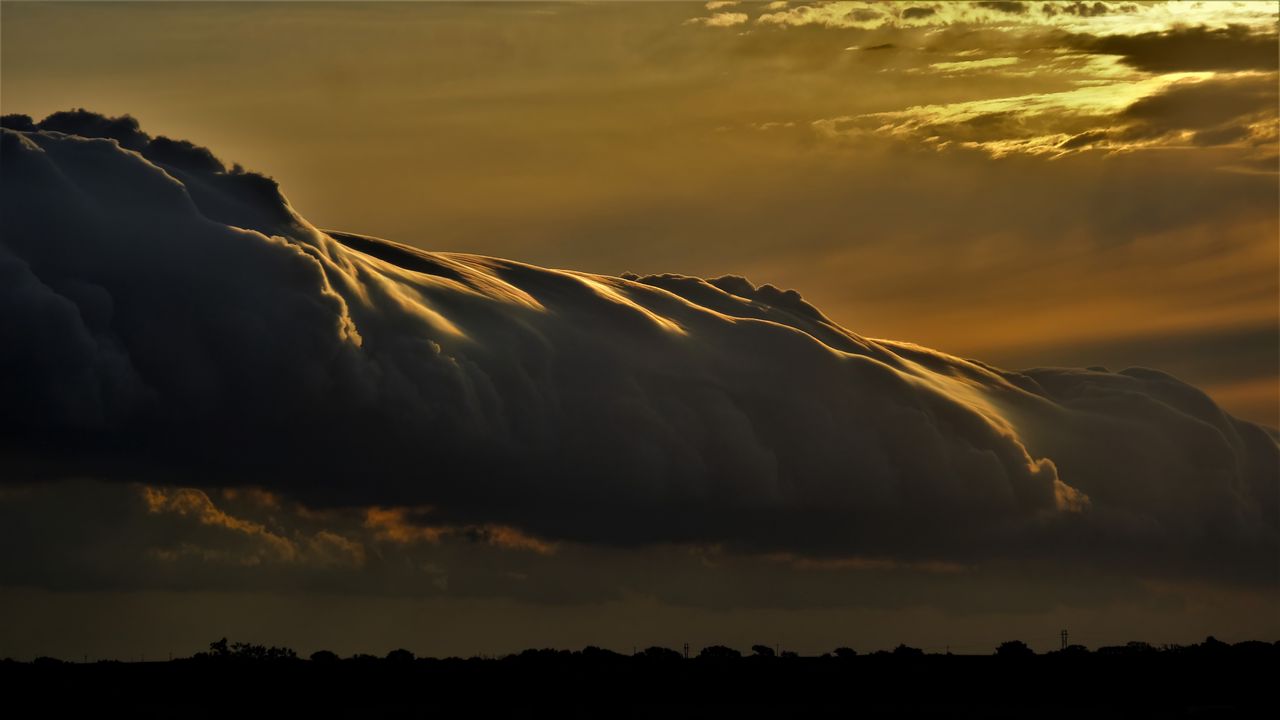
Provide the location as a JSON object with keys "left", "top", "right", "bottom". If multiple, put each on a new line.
{"left": 4, "top": 636, "right": 1277, "bottom": 717}
{"left": 107, "top": 633, "right": 1269, "bottom": 664}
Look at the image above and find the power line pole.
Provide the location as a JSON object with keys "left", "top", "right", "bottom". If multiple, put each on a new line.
{"left": 1060, "top": 629, "right": 1068, "bottom": 650}
{"left": 683, "top": 642, "right": 689, "bottom": 660}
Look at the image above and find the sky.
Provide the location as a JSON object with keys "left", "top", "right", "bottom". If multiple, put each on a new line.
{"left": 1, "top": 1, "right": 1278, "bottom": 659}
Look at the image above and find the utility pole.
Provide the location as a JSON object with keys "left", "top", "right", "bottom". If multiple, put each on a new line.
{"left": 1060, "top": 629, "right": 1069, "bottom": 650}
{"left": 683, "top": 642, "right": 689, "bottom": 660}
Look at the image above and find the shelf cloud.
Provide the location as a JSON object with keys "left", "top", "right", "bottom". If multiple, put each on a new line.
{"left": 2, "top": 112, "right": 1276, "bottom": 584}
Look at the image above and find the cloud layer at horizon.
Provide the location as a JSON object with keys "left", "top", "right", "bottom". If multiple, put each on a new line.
{"left": 2, "top": 113, "right": 1275, "bottom": 595}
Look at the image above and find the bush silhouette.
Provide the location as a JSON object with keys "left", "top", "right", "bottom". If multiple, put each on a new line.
{"left": 751, "top": 645, "right": 776, "bottom": 658}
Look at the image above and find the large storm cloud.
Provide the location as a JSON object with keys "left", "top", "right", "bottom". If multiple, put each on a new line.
{"left": 1, "top": 112, "right": 1276, "bottom": 581}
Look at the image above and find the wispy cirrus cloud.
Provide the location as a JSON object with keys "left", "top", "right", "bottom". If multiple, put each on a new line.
{"left": 928, "top": 56, "right": 1021, "bottom": 73}
{"left": 811, "top": 70, "right": 1278, "bottom": 161}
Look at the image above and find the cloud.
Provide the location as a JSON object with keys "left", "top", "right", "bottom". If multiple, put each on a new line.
{"left": 1118, "top": 74, "right": 1279, "bottom": 143}
{"left": 363, "top": 506, "right": 555, "bottom": 555}
{"left": 0, "top": 112, "right": 1276, "bottom": 585}
{"left": 142, "top": 486, "right": 302, "bottom": 563}
{"left": 928, "top": 56, "right": 1020, "bottom": 73}
{"left": 814, "top": 72, "right": 1279, "bottom": 160}
{"left": 976, "top": 1, "right": 1027, "bottom": 15}
{"left": 692, "top": 12, "right": 749, "bottom": 28}
{"left": 749, "top": 1, "right": 1271, "bottom": 34}
{"left": 901, "top": 6, "right": 936, "bottom": 21}
{"left": 981, "top": 321, "right": 1280, "bottom": 426}
{"left": 1044, "top": 1, "right": 1123, "bottom": 18}
{"left": 1072, "top": 25, "right": 1280, "bottom": 72}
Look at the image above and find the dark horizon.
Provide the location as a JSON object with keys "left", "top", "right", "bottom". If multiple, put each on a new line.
{"left": 16, "top": 633, "right": 1279, "bottom": 664}
{"left": 9, "top": 635, "right": 1278, "bottom": 716}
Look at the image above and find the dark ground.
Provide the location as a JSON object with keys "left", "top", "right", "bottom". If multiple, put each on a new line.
{"left": 3, "top": 639, "right": 1277, "bottom": 717}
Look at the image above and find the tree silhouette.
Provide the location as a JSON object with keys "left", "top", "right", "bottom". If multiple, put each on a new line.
{"left": 386, "top": 648, "right": 415, "bottom": 663}
{"left": 996, "top": 640, "right": 1034, "bottom": 658}
{"left": 1098, "top": 641, "right": 1157, "bottom": 656}
{"left": 580, "top": 646, "right": 625, "bottom": 662}
{"left": 1200, "top": 636, "right": 1228, "bottom": 653}
{"left": 751, "top": 644, "right": 776, "bottom": 658}
{"left": 698, "top": 645, "right": 741, "bottom": 660}
{"left": 636, "top": 646, "right": 682, "bottom": 662}
{"left": 309, "top": 650, "right": 339, "bottom": 663}
{"left": 198, "top": 638, "right": 296, "bottom": 661}
{"left": 834, "top": 647, "right": 857, "bottom": 659}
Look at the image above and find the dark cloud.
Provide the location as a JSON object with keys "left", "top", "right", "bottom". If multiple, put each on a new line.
{"left": 0, "top": 477, "right": 1255, "bottom": 623}
{"left": 976, "top": 2, "right": 1028, "bottom": 15}
{"left": 1058, "top": 129, "right": 1109, "bottom": 150}
{"left": 847, "top": 8, "right": 882, "bottom": 23}
{"left": 1114, "top": 326, "right": 1280, "bottom": 389}
{"left": 1074, "top": 24, "right": 1280, "bottom": 72}
{"left": 1192, "top": 123, "right": 1254, "bottom": 147}
{"left": 863, "top": 42, "right": 897, "bottom": 51}
{"left": 1118, "top": 74, "right": 1279, "bottom": 142}
{"left": 901, "top": 7, "right": 936, "bottom": 21}
{"left": 1, "top": 113, "right": 1276, "bottom": 584}
{"left": 0, "top": 114, "right": 36, "bottom": 131}
{"left": 4, "top": 108, "right": 297, "bottom": 232}
{"left": 1043, "top": 2, "right": 1115, "bottom": 18}
{"left": 983, "top": 321, "right": 1280, "bottom": 421}
{"left": 35, "top": 108, "right": 150, "bottom": 149}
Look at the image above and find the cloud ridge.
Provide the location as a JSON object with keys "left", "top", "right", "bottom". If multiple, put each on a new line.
{"left": 1, "top": 112, "right": 1275, "bottom": 581}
